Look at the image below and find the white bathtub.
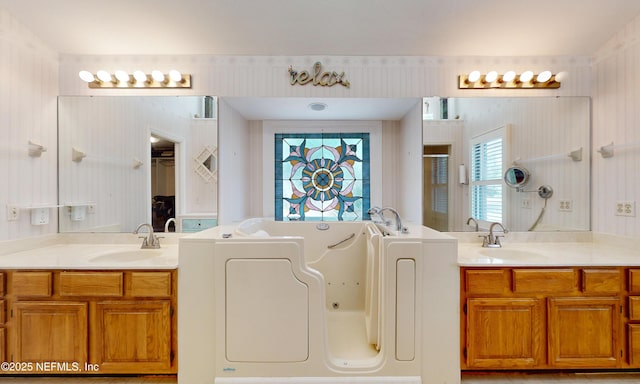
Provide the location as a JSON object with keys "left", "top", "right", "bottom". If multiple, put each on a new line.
{"left": 178, "top": 218, "right": 460, "bottom": 384}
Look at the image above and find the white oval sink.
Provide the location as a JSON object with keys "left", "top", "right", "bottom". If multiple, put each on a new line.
{"left": 478, "top": 248, "right": 547, "bottom": 260}
{"left": 90, "top": 250, "right": 163, "bottom": 263}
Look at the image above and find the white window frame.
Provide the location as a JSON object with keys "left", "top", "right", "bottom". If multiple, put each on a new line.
{"left": 469, "top": 125, "right": 510, "bottom": 230}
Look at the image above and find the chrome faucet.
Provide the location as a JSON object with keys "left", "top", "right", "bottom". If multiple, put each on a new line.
{"left": 133, "top": 223, "right": 162, "bottom": 249}
{"left": 482, "top": 222, "right": 508, "bottom": 248}
{"left": 368, "top": 206, "right": 389, "bottom": 226}
{"left": 164, "top": 217, "right": 176, "bottom": 233}
{"left": 466, "top": 217, "right": 479, "bottom": 232}
{"left": 368, "top": 206, "right": 407, "bottom": 233}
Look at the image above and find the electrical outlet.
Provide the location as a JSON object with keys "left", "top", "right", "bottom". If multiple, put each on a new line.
{"left": 616, "top": 201, "right": 636, "bottom": 217}
{"left": 30, "top": 208, "right": 50, "bottom": 225}
{"left": 7, "top": 205, "right": 19, "bottom": 221}
{"left": 521, "top": 198, "right": 531, "bottom": 209}
{"left": 559, "top": 199, "right": 573, "bottom": 212}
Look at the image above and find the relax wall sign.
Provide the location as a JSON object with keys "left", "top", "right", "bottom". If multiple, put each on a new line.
{"left": 288, "top": 62, "right": 350, "bottom": 88}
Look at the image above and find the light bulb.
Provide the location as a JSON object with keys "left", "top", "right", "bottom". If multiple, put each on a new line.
{"left": 115, "top": 70, "right": 130, "bottom": 83}
{"left": 96, "top": 70, "right": 112, "bottom": 83}
{"left": 536, "top": 71, "right": 552, "bottom": 83}
{"left": 520, "top": 71, "right": 534, "bottom": 83}
{"left": 78, "top": 70, "right": 95, "bottom": 82}
{"left": 169, "top": 70, "right": 182, "bottom": 82}
{"left": 555, "top": 71, "right": 568, "bottom": 82}
{"left": 485, "top": 71, "right": 498, "bottom": 83}
{"left": 133, "top": 70, "right": 147, "bottom": 83}
{"left": 151, "top": 70, "right": 165, "bottom": 82}
{"left": 468, "top": 70, "right": 481, "bottom": 83}
{"left": 502, "top": 71, "right": 516, "bottom": 82}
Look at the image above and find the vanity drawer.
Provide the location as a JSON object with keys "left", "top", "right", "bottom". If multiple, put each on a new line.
{"left": 465, "top": 269, "right": 509, "bottom": 295}
{"left": 630, "top": 297, "right": 640, "bottom": 321}
{"left": 129, "top": 271, "right": 172, "bottom": 297}
{"left": 0, "top": 272, "right": 4, "bottom": 296}
{"left": 11, "top": 271, "right": 52, "bottom": 297}
{"left": 582, "top": 268, "right": 621, "bottom": 293}
{"left": 629, "top": 269, "right": 640, "bottom": 293}
{"left": 59, "top": 272, "right": 124, "bottom": 297}
{"left": 0, "top": 300, "right": 4, "bottom": 323}
{"left": 512, "top": 269, "right": 577, "bottom": 293}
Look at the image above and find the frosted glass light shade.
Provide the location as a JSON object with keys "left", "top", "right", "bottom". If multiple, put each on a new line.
{"left": 151, "top": 70, "right": 165, "bottom": 82}
{"left": 536, "top": 71, "right": 552, "bottom": 83}
{"left": 78, "top": 70, "right": 95, "bottom": 82}
{"left": 468, "top": 71, "right": 481, "bottom": 82}
{"left": 502, "top": 71, "right": 516, "bottom": 82}
{"left": 96, "top": 70, "right": 112, "bottom": 82}
{"left": 520, "top": 71, "right": 534, "bottom": 83}
{"left": 485, "top": 71, "right": 498, "bottom": 83}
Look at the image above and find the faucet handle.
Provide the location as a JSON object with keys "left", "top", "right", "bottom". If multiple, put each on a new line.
{"left": 138, "top": 236, "right": 149, "bottom": 246}
{"left": 478, "top": 234, "right": 489, "bottom": 247}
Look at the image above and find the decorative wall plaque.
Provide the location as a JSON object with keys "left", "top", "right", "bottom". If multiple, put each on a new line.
{"left": 288, "top": 62, "right": 350, "bottom": 88}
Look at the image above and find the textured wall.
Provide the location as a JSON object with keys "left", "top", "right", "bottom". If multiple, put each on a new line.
{"left": 592, "top": 12, "right": 640, "bottom": 237}
{"left": 0, "top": 8, "right": 58, "bottom": 241}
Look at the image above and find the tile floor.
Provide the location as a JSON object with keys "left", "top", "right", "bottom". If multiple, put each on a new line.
{"left": 1, "top": 373, "right": 640, "bottom": 383}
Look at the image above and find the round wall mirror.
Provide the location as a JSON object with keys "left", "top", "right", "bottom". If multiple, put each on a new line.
{"left": 504, "top": 166, "right": 530, "bottom": 189}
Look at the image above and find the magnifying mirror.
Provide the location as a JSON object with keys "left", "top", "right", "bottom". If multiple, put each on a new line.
{"left": 504, "top": 166, "right": 530, "bottom": 189}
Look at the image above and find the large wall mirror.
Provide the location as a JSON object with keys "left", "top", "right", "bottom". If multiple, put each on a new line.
{"left": 423, "top": 96, "right": 591, "bottom": 232}
{"left": 58, "top": 96, "right": 218, "bottom": 233}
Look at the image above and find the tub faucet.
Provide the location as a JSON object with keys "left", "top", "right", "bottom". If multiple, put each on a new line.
{"left": 368, "top": 206, "right": 389, "bottom": 226}
{"left": 466, "top": 217, "right": 479, "bottom": 232}
{"left": 482, "top": 222, "right": 508, "bottom": 248}
{"left": 164, "top": 217, "right": 176, "bottom": 233}
{"left": 369, "top": 206, "right": 407, "bottom": 233}
{"left": 133, "top": 223, "right": 162, "bottom": 249}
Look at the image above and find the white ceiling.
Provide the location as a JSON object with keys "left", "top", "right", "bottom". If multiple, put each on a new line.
{"left": 1, "top": 0, "right": 639, "bottom": 57}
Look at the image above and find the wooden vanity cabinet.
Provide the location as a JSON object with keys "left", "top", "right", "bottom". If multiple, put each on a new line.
{"left": 627, "top": 269, "right": 640, "bottom": 366}
{"left": 0, "top": 273, "right": 5, "bottom": 362}
{"left": 462, "top": 267, "right": 623, "bottom": 370}
{"left": 3, "top": 270, "right": 177, "bottom": 375}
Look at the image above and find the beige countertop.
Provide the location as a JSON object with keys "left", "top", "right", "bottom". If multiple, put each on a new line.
{"left": 0, "top": 233, "right": 179, "bottom": 270}
{"left": 453, "top": 231, "right": 640, "bottom": 267}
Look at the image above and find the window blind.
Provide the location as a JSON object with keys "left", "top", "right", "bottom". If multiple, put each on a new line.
{"left": 470, "top": 136, "right": 503, "bottom": 222}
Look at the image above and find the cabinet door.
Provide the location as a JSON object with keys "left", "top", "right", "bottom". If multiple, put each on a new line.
{"left": 548, "top": 297, "right": 620, "bottom": 368}
{"left": 466, "top": 297, "right": 545, "bottom": 368}
{"left": 12, "top": 301, "right": 88, "bottom": 365}
{"left": 92, "top": 300, "right": 173, "bottom": 373}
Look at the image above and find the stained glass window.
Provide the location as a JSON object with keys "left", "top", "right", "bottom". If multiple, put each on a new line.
{"left": 275, "top": 133, "right": 370, "bottom": 221}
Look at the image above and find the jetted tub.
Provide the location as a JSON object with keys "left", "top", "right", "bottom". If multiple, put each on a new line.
{"left": 178, "top": 218, "right": 459, "bottom": 384}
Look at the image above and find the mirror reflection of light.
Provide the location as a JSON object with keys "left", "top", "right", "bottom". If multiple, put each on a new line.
{"left": 150, "top": 136, "right": 160, "bottom": 143}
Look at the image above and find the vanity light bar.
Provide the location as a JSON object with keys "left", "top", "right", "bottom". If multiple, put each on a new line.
{"left": 458, "top": 70, "right": 562, "bottom": 89}
{"left": 78, "top": 70, "right": 192, "bottom": 89}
